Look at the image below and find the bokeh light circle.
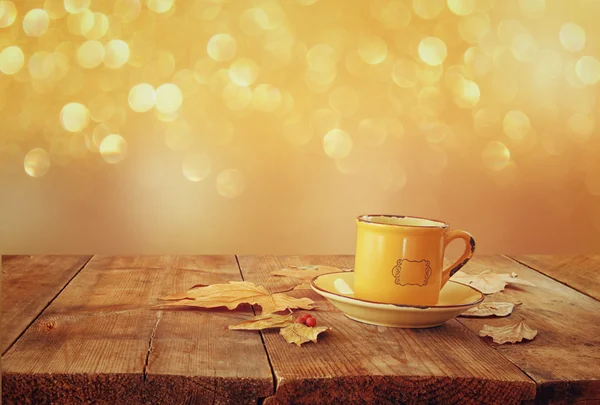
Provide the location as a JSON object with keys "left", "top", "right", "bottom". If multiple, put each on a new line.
{"left": 65, "top": 0, "right": 90, "bottom": 14}
{"left": 575, "top": 56, "right": 600, "bottom": 85}
{"left": 128, "top": 83, "right": 156, "bottom": 112}
{"left": 155, "top": 83, "right": 183, "bottom": 113}
{"left": 0, "top": 45, "right": 24, "bottom": 74}
{"left": 104, "top": 40, "right": 130, "bottom": 68}
{"left": 418, "top": 37, "right": 447, "bottom": 66}
{"left": 229, "top": 58, "right": 259, "bottom": 86}
{"left": 447, "top": 0, "right": 476, "bottom": 16}
{"left": 24, "top": 148, "right": 50, "bottom": 177}
{"left": 23, "top": 9, "right": 49, "bottom": 37}
{"left": 0, "top": 1, "right": 17, "bottom": 28}
{"left": 77, "top": 40, "right": 105, "bottom": 68}
{"left": 182, "top": 151, "right": 211, "bottom": 182}
{"left": 482, "top": 141, "right": 511, "bottom": 171}
{"left": 503, "top": 110, "right": 531, "bottom": 140}
{"left": 559, "top": 23, "right": 586, "bottom": 52}
{"left": 323, "top": 128, "right": 353, "bottom": 159}
{"left": 99, "top": 134, "right": 127, "bottom": 164}
{"left": 60, "top": 102, "right": 90, "bottom": 132}
{"left": 207, "top": 33, "right": 237, "bottom": 62}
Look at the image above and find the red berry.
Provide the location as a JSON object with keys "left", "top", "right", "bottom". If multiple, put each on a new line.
{"left": 295, "top": 316, "right": 304, "bottom": 323}
{"left": 305, "top": 317, "right": 317, "bottom": 327}
{"left": 300, "top": 313, "right": 311, "bottom": 321}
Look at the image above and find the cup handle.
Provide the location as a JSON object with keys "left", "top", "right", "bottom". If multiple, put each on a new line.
{"left": 440, "top": 230, "right": 476, "bottom": 288}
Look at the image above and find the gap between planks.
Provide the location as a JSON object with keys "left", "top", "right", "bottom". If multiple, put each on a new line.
{"left": 235, "top": 254, "right": 278, "bottom": 404}
{"left": 503, "top": 254, "right": 600, "bottom": 303}
{"left": 1, "top": 255, "right": 92, "bottom": 357}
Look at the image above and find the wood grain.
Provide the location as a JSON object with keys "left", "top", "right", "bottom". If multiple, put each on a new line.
{"left": 2, "top": 256, "right": 273, "bottom": 405}
{"left": 238, "top": 255, "right": 536, "bottom": 405}
{"left": 1, "top": 255, "right": 91, "bottom": 354}
{"left": 509, "top": 255, "right": 600, "bottom": 301}
{"left": 453, "top": 255, "right": 600, "bottom": 404}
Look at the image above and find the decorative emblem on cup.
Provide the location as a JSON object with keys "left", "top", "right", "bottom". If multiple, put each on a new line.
{"left": 392, "top": 259, "right": 433, "bottom": 287}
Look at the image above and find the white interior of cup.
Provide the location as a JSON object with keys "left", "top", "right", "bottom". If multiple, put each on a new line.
{"left": 359, "top": 215, "right": 447, "bottom": 228}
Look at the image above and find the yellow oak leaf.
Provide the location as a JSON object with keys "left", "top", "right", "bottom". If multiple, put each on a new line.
{"left": 459, "top": 301, "right": 517, "bottom": 317}
{"left": 158, "top": 281, "right": 315, "bottom": 314}
{"left": 451, "top": 270, "right": 535, "bottom": 294}
{"left": 478, "top": 321, "right": 538, "bottom": 344}
{"left": 280, "top": 323, "right": 331, "bottom": 346}
{"left": 229, "top": 313, "right": 294, "bottom": 330}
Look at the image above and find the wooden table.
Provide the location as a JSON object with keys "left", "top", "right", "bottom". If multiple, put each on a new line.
{"left": 2, "top": 255, "right": 599, "bottom": 404}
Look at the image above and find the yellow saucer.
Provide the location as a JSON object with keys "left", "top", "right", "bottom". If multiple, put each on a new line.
{"left": 310, "top": 272, "right": 484, "bottom": 328}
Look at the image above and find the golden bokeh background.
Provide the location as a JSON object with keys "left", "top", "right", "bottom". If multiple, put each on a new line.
{"left": 1, "top": 0, "right": 599, "bottom": 254}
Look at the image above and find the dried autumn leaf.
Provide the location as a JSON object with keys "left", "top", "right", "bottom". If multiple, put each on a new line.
{"left": 158, "top": 281, "right": 315, "bottom": 314}
{"left": 479, "top": 321, "right": 538, "bottom": 344}
{"left": 280, "top": 323, "right": 331, "bottom": 346}
{"left": 459, "top": 302, "right": 516, "bottom": 317}
{"left": 451, "top": 270, "right": 535, "bottom": 294}
{"left": 229, "top": 313, "right": 294, "bottom": 330}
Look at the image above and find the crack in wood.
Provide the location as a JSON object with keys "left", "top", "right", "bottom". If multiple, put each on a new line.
{"left": 143, "top": 311, "right": 162, "bottom": 383}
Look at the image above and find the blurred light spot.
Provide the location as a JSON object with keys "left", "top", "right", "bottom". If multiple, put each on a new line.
{"left": 568, "top": 113, "right": 594, "bottom": 142}
{"left": 310, "top": 108, "right": 339, "bottom": 135}
{"left": 23, "top": 9, "right": 49, "bottom": 37}
{"left": 60, "top": 102, "right": 89, "bottom": 132}
{"left": 358, "top": 119, "right": 387, "bottom": 146}
{"left": 493, "top": 46, "right": 520, "bottom": 72}
{"left": 503, "top": 110, "right": 530, "bottom": 140}
{"left": 518, "top": 0, "right": 545, "bottom": 19}
{"left": 128, "top": 83, "right": 155, "bottom": 112}
{"left": 90, "top": 123, "right": 110, "bottom": 151}
{"left": 28, "top": 51, "right": 54, "bottom": 79}
{"left": 307, "top": 44, "right": 336, "bottom": 71}
{"left": 114, "top": 0, "right": 141, "bottom": 22}
{"left": 146, "top": 0, "right": 173, "bottom": 13}
{"left": 222, "top": 82, "right": 252, "bottom": 110}
{"left": 239, "top": 8, "right": 266, "bottom": 36}
{"left": 155, "top": 83, "right": 182, "bottom": 113}
{"left": 229, "top": 58, "right": 259, "bottom": 86}
{"left": 418, "top": 86, "right": 445, "bottom": 112}
{"left": 474, "top": 108, "right": 500, "bottom": 133}
{"left": 24, "top": 148, "right": 50, "bottom": 177}
{"left": 207, "top": 33, "right": 237, "bottom": 62}
{"left": 0, "top": 45, "right": 24, "bottom": 74}
{"left": 165, "top": 120, "right": 193, "bottom": 151}
{"left": 323, "top": 128, "right": 353, "bottom": 159}
{"left": 453, "top": 79, "right": 480, "bottom": 108}
{"left": 216, "top": 169, "right": 245, "bottom": 198}
{"left": 104, "top": 40, "right": 129, "bottom": 68}
{"left": 84, "top": 12, "right": 109, "bottom": 40}
{"left": 155, "top": 109, "right": 178, "bottom": 122}
{"left": 511, "top": 33, "right": 538, "bottom": 62}
{"left": 392, "top": 59, "right": 418, "bottom": 87}
{"left": 0, "top": 1, "right": 17, "bottom": 28}
{"left": 254, "top": 1, "right": 284, "bottom": 30}
{"left": 376, "top": 1, "right": 411, "bottom": 29}
{"left": 209, "top": 68, "right": 230, "bottom": 96}
{"left": 64, "top": 0, "right": 90, "bottom": 14}
{"left": 418, "top": 63, "right": 444, "bottom": 84}
{"left": 575, "top": 56, "right": 600, "bottom": 85}
{"left": 99, "top": 134, "right": 127, "bottom": 164}
{"left": 482, "top": 141, "right": 511, "bottom": 171}
{"left": 459, "top": 12, "right": 491, "bottom": 43}
{"left": 329, "top": 86, "right": 359, "bottom": 117}
{"left": 358, "top": 36, "right": 387, "bottom": 64}
{"left": 182, "top": 150, "right": 211, "bottom": 182}
{"left": 418, "top": 37, "right": 447, "bottom": 66}
{"left": 77, "top": 40, "right": 105, "bottom": 68}
{"left": 412, "top": 0, "right": 444, "bottom": 19}
{"left": 447, "top": 0, "right": 475, "bottom": 15}
{"left": 559, "top": 23, "right": 586, "bottom": 52}
{"left": 252, "top": 84, "right": 281, "bottom": 112}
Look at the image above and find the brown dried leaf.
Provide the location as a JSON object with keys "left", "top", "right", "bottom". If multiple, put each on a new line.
{"left": 158, "top": 281, "right": 315, "bottom": 314}
{"left": 280, "top": 323, "right": 331, "bottom": 346}
{"left": 229, "top": 313, "right": 294, "bottom": 330}
{"left": 451, "top": 270, "right": 535, "bottom": 294}
{"left": 459, "top": 302, "right": 516, "bottom": 317}
{"left": 479, "top": 321, "right": 538, "bottom": 344}
{"left": 272, "top": 265, "right": 353, "bottom": 284}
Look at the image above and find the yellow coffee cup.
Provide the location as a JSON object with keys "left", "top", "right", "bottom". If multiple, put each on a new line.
{"left": 354, "top": 215, "right": 475, "bottom": 306}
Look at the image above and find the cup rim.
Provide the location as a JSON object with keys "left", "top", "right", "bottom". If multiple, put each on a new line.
{"left": 356, "top": 214, "right": 449, "bottom": 229}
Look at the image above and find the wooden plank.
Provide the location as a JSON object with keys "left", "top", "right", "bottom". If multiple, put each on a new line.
{"left": 509, "top": 255, "right": 600, "bottom": 301}
{"left": 238, "top": 255, "right": 536, "bottom": 405}
{"left": 454, "top": 255, "right": 600, "bottom": 404}
{"left": 1, "top": 255, "right": 91, "bottom": 354}
{"left": 2, "top": 256, "right": 273, "bottom": 405}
